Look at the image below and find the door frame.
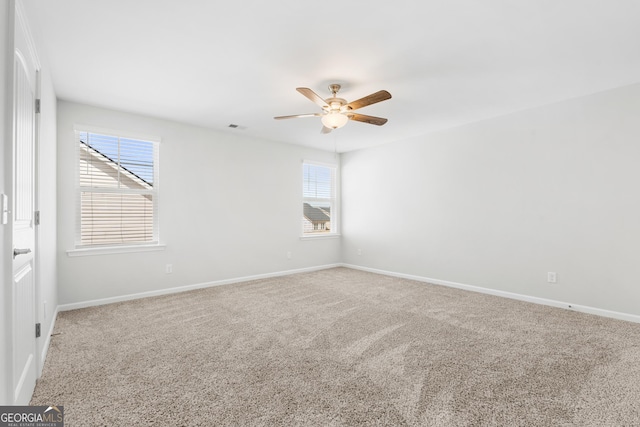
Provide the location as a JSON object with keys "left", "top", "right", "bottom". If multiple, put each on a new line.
{"left": 1, "top": 0, "right": 17, "bottom": 406}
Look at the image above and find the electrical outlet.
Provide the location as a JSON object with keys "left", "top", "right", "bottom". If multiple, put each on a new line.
{"left": 547, "top": 272, "right": 557, "bottom": 283}
{"left": 287, "top": 251, "right": 292, "bottom": 259}
{"left": 357, "top": 248, "right": 362, "bottom": 256}
{"left": 166, "top": 264, "right": 173, "bottom": 274}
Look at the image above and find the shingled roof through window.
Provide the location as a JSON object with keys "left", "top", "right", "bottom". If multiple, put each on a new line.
{"left": 303, "top": 203, "right": 330, "bottom": 222}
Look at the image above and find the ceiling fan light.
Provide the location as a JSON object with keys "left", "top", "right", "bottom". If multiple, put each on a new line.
{"left": 321, "top": 112, "right": 349, "bottom": 129}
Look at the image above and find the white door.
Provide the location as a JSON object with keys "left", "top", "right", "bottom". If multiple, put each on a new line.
{"left": 11, "top": 7, "right": 38, "bottom": 405}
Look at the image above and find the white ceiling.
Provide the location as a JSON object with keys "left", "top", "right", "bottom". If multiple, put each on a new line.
{"left": 23, "top": 0, "right": 640, "bottom": 153}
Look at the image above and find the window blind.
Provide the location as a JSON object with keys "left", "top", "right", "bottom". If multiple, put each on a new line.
{"left": 76, "top": 130, "right": 158, "bottom": 247}
{"left": 302, "top": 162, "right": 336, "bottom": 235}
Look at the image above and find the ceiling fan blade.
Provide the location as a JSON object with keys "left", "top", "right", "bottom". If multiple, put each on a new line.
{"left": 321, "top": 125, "right": 333, "bottom": 134}
{"left": 274, "top": 113, "right": 322, "bottom": 120}
{"left": 348, "top": 113, "right": 388, "bottom": 126}
{"left": 345, "top": 90, "right": 392, "bottom": 111}
{"left": 297, "top": 87, "right": 329, "bottom": 109}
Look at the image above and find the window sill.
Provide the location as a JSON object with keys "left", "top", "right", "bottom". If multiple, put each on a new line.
{"left": 300, "top": 234, "right": 341, "bottom": 240}
{"left": 67, "top": 243, "right": 166, "bottom": 257}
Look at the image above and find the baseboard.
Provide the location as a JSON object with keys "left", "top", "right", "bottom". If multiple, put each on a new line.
{"left": 57, "top": 264, "right": 342, "bottom": 312}
{"left": 55, "top": 262, "right": 640, "bottom": 322}
{"left": 341, "top": 263, "right": 640, "bottom": 324}
{"left": 39, "top": 305, "right": 59, "bottom": 376}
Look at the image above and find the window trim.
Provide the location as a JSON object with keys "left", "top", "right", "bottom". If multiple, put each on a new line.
{"left": 73, "top": 125, "right": 161, "bottom": 251}
{"left": 67, "top": 243, "right": 166, "bottom": 257}
{"left": 301, "top": 160, "right": 339, "bottom": 238}
{"left": 299, "top": 234, "right": 341, "bottom": 241}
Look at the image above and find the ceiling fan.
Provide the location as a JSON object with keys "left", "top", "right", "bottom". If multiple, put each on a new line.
{"left": 274, "top": 84, "right": 392, "bottom": 133}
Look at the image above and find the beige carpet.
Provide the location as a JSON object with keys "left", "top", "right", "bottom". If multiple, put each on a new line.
{"left": 31, "top": 267, "right": 640, "bottom": 426}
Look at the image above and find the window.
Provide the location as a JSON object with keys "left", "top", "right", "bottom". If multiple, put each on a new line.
{"left": 302, "top": 162, "right": 337, "bottom": 236}
{"left": 76, "top": 129, "right": 159, "bottom": 247}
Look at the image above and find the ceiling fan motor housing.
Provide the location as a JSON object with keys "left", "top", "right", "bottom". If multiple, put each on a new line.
{"left": 325, "top": 97, "right": 348, "bottom": 113}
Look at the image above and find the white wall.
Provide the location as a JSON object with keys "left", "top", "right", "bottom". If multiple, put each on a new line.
{"left": 342, "top": 82, "right": 640, "bottom": 318}
{"left": 57, "top": 101, "right": 341, "bottom": 305}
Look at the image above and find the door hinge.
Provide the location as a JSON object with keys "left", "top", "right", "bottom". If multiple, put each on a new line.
{"left": 34, "top": 210, "right": 40, "bottom": 225}
{"left": 36, "top": 323, "right": 41, "bottom": 338}
{"left": 35, "top": 99, "right": 41, "bottom": 114}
